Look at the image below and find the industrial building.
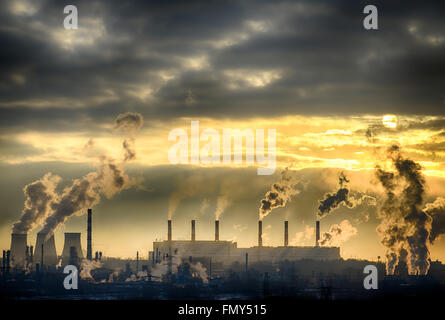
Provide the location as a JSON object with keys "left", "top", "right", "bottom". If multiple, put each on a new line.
{"left": 151, "top": 219, "right": 340, "bottom": 265}
{"left": 7, "top": 208, "right": 340, "bottom": 271}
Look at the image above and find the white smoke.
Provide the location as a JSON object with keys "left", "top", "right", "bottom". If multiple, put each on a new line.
{"left": 80, "top": 259, "right": 103, "bottom": 280}
{"left": 319, "top": 220, "right": 357, "bottom": 246}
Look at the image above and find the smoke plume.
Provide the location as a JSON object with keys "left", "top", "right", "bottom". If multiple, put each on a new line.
{"left": 375, "top": 145, "right": 432, "bottom": 275}
{"left": 80, "top": 259, "right": 102, "bottom": 280}
{"left": 319, "top": 220, "right": 357, "bottom": 246}
{"left": 40, "top": 159, "right": 133, "bottom": 236}
{"left": 13, "top": 113, "right": 144, "bottom": 236}
{"left": 199, "top": 198, "right": 210, "bottom": 216}
{"left": 259, "top": 168, "right": 302, "bottom": 220}
{"left": 317, "top": 172, "right": 376, "bottom": 219}
{"left": 215, "top": 195, "right": 231, "bottom": 220}
{"left": 114, "top": 112, "right": 143, "bottom": 161}
{"left": 168, "top": 174, "right": 207, "bottom": 219}
{"left": 12, "top": 173, "right": 61, "bottom": 234}
{"left": 424, "top": 197, "right": 445, "bottom": 244}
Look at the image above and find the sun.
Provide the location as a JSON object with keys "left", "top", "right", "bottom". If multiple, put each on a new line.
{"left": 382, "top": 114, "right": 398, "bottom": 129}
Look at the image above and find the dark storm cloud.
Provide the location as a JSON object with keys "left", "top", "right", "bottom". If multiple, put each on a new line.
{"left": 0, "top": 0, "right": 445, "bottom": 133}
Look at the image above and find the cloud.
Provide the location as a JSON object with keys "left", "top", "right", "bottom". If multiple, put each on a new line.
{"left": 0, "top": 0, "right": 445, "bottom": 136}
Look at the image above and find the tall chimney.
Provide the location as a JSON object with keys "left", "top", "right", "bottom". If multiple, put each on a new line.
{"left": 316, "top": 220, "right": 320, "bottom": 247}
{"left": 87, "top": 208, "right": 92, "bottom": 260}
{"left": 215, "top": 220, "right": 219, "bottom": 241}
{"left": 258, "top": 220, "right": 263, "bottom": 247}
{"left": 191, "top": 220, "right": 196, "bottom": 241}
{"left": 284, "top": 221, "right": 289, "bottom": 246}
{"left": 136, "top": 251, "right": 139, "bottom": 273}
{"left": 168, "top": 220, "right": 172, "bottom": 241}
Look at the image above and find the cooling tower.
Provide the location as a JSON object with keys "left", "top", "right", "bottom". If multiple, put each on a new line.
{"left": 316, "top": 220, "right": 320, "bottom": 247}
{"left": 168, "top": 219, "right": 172, "bottom": 241}
{"left": 284, "top": 221, "right": 289, "bottom": 247}
{"left": 258, "top": 220, "right": 263, "bottom": 247}
{"left": 10, "top": 233, "right": 27, "bottom": 267}
{"left": 62, "top": 233, "right": 84, "bottom": 264}
{"left": 215, "top": 220, "right": 219, "bottom": 241}
{"left": 34, "top": 232, "right": 58, "bottom": 266}
{"left": 191, "top": 220, "right": 196, "bottom": 241}
{"left": 87, "top": 208, "right": 92, "bottom": 260}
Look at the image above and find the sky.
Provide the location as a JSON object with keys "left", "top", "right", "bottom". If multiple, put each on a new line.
{"left": 0, "top": 0, "right": 445, "bottom": 262}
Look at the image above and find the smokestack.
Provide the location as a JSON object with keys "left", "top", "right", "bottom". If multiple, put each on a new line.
{"left": 62, "top": 233, "right": 84, "bottom": 265}
{"left": 10, "top": 233, "right": 27, "bottom": 267}
{"left": 6, "top": 250, "right": 10, "bottom": 274}
{"left": 258, "top": 220, "right": 263, "bottom": 247}
{"left": 2, "top": 250, "right": 5, "bottom": 273}
{"left": 215, "top": 220, "right": 219, "bottom": 241}
{"left": 284, "top": 221, "right": 289, "bottom": 246}
{"left": 316, "top": 220, "right": 320, "bottom": 247}
{"left": 87, "top": 208, "right": 92, "bottom": 260}
{"left": 34, "top": 232, "right": 58, "bottom": 267}
{"left": 168, "top": 220, "right": 172, "bottom": 241}
{"left": 191, "top": 220, "right": 196, "bottom": 241}
{"left": 30, "top": 245, "right": 33, "bottom": 264}
{"left": 136, "top": 251, "right": 139, "bottom": 273}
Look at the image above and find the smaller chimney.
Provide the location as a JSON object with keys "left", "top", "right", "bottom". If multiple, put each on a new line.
{"left": 30, "top": 245, "right": 33, "bottom": 264}
{"left": 136, "top": 251, "right": 139, "bottom": 273}
{"left": 40, "top": 244, "right": 44, "bottom": 267}
{"left": 87, "top": 208, "right": 92, "bottom": 260}
{"left": 168, "top": 220, "right": 172, "bottom": 241}
{"left": 316, "top": 220, "right": 320, "bottom": 247}
{"left": 258, "top": 220, "right": 263, "bottom": 247}
{"left": 2, "top": 250, "right": 5, "bottom": 273}
{"left": 215, "top": 220, "right": 219, "bottom": 241}
{"left": 191, "top": 220, "right": 196, "bottom": 241}
{"left": 284, "top": 221, "right": 289, "bottom": 247}
{"left": 6, "top": 250, "right": 10, "bottom": 274}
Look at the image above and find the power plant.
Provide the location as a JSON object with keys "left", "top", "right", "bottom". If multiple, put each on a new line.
{"left": 2, "top": 206, "right": 445, "bottom": 302}
{"left": 152, "top": 218, "right": 340, "bottom": 264}
{"left": 5, "top": 207, "right": 339, "bottom": 271}
{"left": 7, "top": 204, "right": 340, "bottom": 269}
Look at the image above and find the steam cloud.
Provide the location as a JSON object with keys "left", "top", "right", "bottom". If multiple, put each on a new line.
{"left": 114, "top": 112, "right": 143, "bottom": 161}
{"left": 150, "top": 252, "right": 208, "bottom": 283}
{"left": 319, "top": 220, "right": 357, "bottom": 246}
{"left": 80, "top": 259, "right": 103, "bottom": 280}
{"left": 215, "top": 195, "right": 231, "bottom": 220}
{"left": 40, "top": 159, "right": 133, "bottom": 236}
{"left": 12, "top": 173, "right": 61, "bottom": 234}
{"left": 317, "top": 172, "right": 376, "bottom": 219}
{"left": 424, "top": 197, "right": 445, "bottom": 243}
{"left": 259, "top": 168, "right": 302, "bottom": 220}
{"left": 13, "top": 113, "right": 143, "bottom": 236}
{"left": 375, "top": 145, "right": 433, "bottom": 275}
